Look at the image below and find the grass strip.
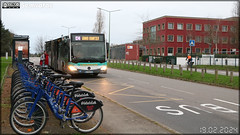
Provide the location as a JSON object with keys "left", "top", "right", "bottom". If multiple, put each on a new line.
{"left": 108, "top": 62, "right": 239, "bottom": 90}
{"left": 1, "top": 57, "right": 12, "bottom": 89}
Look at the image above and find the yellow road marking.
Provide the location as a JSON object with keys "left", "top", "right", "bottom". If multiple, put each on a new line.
{"left": 113, "top": 93, "right": 166, "bottom": 98}
{"left": 108, "top": 85, "right": 134, "bottom": 95}
{"left": 84, "top": 78, "right": 106, "bottom": 84}
{"left": 130, "top": 98, "right": 183, "bottom": 104}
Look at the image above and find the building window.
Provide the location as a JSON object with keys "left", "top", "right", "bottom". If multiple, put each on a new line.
{"left": 154, "top": 48, "right": 157, "bottom": 55}
{"left": 231, "top": 49, "right": 236, "bottom": 54}
{"left": 168, "top": 48, "right": 173, "bottom": 55}
{"left": 230, "top": 26, "right": 236, "bottom": 32}
{"left": 195, "top": 24, "right": 202, "bottom": 31}
{"left": 177, "top": 35, "right": 183, "bottom": 42}
{"left": 186, "top": 35, "right": 192, "bottom": 42}
{"left": 195, "top": 36, "right": 202, "bottom": 43}
{"left": 204, "top": 36, "right": 210, "bottom": 43}
{"left": 230, "top": 37, "right": 236, "bottom": 44}
{"left": 177, "top": 23, "right": 183, "bottom": 30}
{"left": 168, "top": 23, "right": 174, "bottom": 29}
{"left": 147, "top": 28, "right": 149, "bottom": 33}
{"left": 150, "top": 49, "right": 152, "bottom": 55}
{"left": 158, "top": 24, "right": 161, "bottom": 31}
{"left": 186, "top": 48, "right": 190, "bottom": 54}
{"left": 186, "top": 24, "right": 192, "bottom": 30}
{"left": 196, "top": 48, "right": 201, "bottom": 53}
{"left": 158, "top": 48, "right": 160, "bottom": 55}
{"left": 177, "top": 48, "right": 183, "bottom": 53}
{"left": 150, "top": 26, "right": 156, "bottom": 42}
{"left": 161, "top": 35, "right": 165, "bottom": 42}
{"left": 222, "top": 25, "right": 228, "bottom": 32}
{"left": 204, "top": 48, "right": 210, "bottom": 53}
{"left": 146, "top": 49, "right": 149, "bottom": 54}
{"left": 162, "top": 23, "right": 165, "bottom": 30}
{"left": 162, "top": 48, "right": 165, "bottom": 56}
{"left": 222, "top": 37, "right": 228, "bottom": 44}
{"left": 167, "top": 35, "right": 174, "bottom": 42}
{"left": 222, "top": 49, "right": 227, "bottom": 54}
{"left": 213, "top": 25, "right": 219, "bottom": 31}
{"left": 204, "top": 24, "right": 211, "bottom": 31}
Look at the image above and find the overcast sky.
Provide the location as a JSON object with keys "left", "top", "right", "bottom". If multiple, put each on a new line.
{"left": 1, "top": 1, "right": 237, "bottom": 53}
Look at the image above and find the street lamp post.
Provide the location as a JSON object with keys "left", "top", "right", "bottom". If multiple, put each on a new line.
{"left": 61, "top": 26, "right": 75, "bottom": 61}
{"left": 98, "top": 7, "right": 120, "bottom": 61}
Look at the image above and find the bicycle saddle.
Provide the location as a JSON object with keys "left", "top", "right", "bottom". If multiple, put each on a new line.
{"left": 69, "top": 81, "right": 84, "bottom": 88}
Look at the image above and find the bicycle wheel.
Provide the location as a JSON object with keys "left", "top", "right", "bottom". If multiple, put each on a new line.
{"left": 70, "top": 107, "right": 103, "bottom": 133}
{"left": 10, "top": 100, "right": 47, "bottom": 135}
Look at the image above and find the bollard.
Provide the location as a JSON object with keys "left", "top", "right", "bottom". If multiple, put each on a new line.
{"left": 144, "top": 62, "right": 146, "bottom": 70}
{"left": 180, "top": 67, "right": 183, "bottom": 76}
{"left": 226, "top": 69, "right": 228, "bottom": 76}
{"left": 190, "top": 67, "right": 192, "bottom": 75}
{"left": 132, "top": 61, "right": 134, "bottom": 68}
{"left": 155, "top": 64, "right": 158, "bottom": 72}
{"left": 149, "top": 63, "right": 152, "bottom": 71}
{"left": 179, "top": 64, "right": 181, "bottom": 70}
{"left": 230, "top": 71, "right": 233, "bottom": 82}
{"left": 201, "top": 69, "right": 204, "bottom": 78}
{"left": 204, "top": 67, "right": 207, "bottom": 73}
{"left": 165, "top": 63, "right": 167, "bottom": 69}
{"left": 187, "top": 66, "right": 189, "bottom": 71}
{"left": 159, "top": 63, "right": 161, "bottom": 68}
{"left": 215, "top": 69, "right": 218, "bottom": 80}
{"left": 171, "top": 65, "right": 173, "bottom": 74}
{"left": 195, "top": 67, "right": 197, "bottom": 72}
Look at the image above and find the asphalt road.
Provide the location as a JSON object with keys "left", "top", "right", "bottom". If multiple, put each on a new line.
{"left": 72, "top": 68, "right": 239, "bottom": 134}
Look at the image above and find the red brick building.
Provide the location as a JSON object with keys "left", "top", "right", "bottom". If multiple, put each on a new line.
{"left": 143, "top": 16, "right": 239, "bottom": 56}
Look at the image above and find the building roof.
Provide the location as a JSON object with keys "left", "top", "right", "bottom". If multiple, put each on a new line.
{"left": 143, "top": 15, "right": 238, "bottom": 24}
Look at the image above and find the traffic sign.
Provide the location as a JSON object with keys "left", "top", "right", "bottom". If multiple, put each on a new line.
{"left": 189, "top": 40, "right": 195, "bottom": 46}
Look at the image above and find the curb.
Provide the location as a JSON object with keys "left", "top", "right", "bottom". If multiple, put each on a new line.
{"left": 83, "top": 85, "right": 180, "bottom": 134}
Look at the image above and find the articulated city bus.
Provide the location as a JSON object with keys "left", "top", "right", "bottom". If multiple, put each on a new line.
{"left": 45, "top": 33, "right": 107, "bottom": 75}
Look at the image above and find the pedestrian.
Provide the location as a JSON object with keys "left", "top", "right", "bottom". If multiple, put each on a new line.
{"left": 40, "top": 52, "right": 45, "bottom": 66}
{"left": 39, "top": 51, "right": 49, "bottom": 66}
{"left": 44, "top": 51, "right": 49, "bottom": 66}
{"left": 186, "top": 54, "right": 192, "bottom": 65}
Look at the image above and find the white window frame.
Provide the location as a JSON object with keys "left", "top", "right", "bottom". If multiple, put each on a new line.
{"left": 222, "top": 25, "right": 228, "bottom": 32}
{"left": 177, "top": 23, "right": 183, "bottom": 30}
{"left": 168, "top": 23, "right": 174, "bottom": 29}
{"left": 195, "top": 24, "right": 202, "bottom": 31}
{"left": 167, "top": 35, "right": 174, "bottom": 42}
{"left": 177, "top": 35, "right": 183, "bottom": 42}
{"left": 186, "top": 23, "right": 193, "bottom": 30}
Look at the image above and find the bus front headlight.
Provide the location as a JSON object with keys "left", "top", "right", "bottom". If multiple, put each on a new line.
{"left": 101, "top": 66, "right": 107, "bottom": 71}
{"left": 68, "top": 65, "right": 77, "bottom": 71}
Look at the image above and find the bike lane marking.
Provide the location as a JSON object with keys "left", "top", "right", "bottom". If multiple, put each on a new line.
{"left": 214, "top": 98, "right": 240, "bottom": 106}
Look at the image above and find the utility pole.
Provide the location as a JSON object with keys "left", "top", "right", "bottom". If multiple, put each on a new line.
{"left": 98, "top": 7, "right": 120, "bottom": 60}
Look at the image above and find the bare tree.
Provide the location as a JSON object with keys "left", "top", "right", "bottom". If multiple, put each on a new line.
{"left": 204, "top": 19, "right": 221, "bottom": 54}
{"left": 230, "top": 2, "right": 239, "bottom": 49}
{"left": 35, "top": 36, "right": 45, "bottom": 54}
{"left": 135, "top": 13, "right": 164, "bottom": 56}
{"left": 93, "top": 9, "right": 105, "bottom": 33}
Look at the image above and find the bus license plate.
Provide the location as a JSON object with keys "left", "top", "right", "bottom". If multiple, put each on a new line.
{"left": 85, "top": 71, "right": 93, "bottom": 73}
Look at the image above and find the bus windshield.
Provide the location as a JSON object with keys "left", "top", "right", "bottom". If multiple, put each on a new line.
{"left": 72, "top": 42, "right": 105, "bottom": 63}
